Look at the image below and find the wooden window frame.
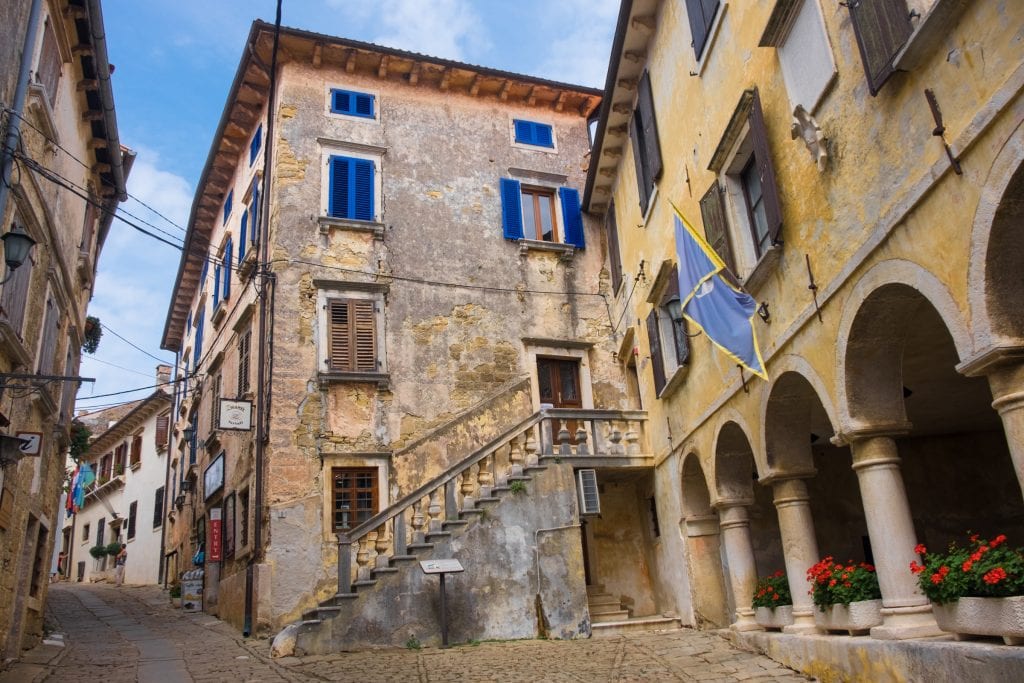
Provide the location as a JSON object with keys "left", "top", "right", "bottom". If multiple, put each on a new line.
{"left": 331, "top": 467, "right": 379, "bottom": 532}
{"left": 739, "top": 157, "right": 771, "bottom": 259}
{"left": 223, "top": 493, "right": 235, "bottom": 559}
{"left": 520, "top": 185, "right": 559, "bottom": 243}
{"left": 326, "top": 297, "right": 378, "bottom": 373}
{"left": 210, "top": 372, "right": 222, "bottom": 430}
{"left": 129, "top": 432, "right": 142, "bottom": 469}
{"left": 36, "top": 19, "right": 62, "bottom": 109}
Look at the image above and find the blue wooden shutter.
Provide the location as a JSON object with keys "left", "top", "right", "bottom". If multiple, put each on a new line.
{"left": 500, "top": 178, "right": 523, "bottom": 240}
{"left": 249, "top": 124, "right": 262, "bottom": 166}
{"left": 200, "top": 257, "right": 209, "bottom": 291}
{"left": 534, "top": 124, "right": 553, "bottom": 148}
{"left": 329, "top": 156, "right": 351, "bottom": 218}
{"left": 559, "top": 187, "right": 585, "bottom": 248}
{"left": 213, "top": 264, "right": 221, "bottom": 308}
{"left": 352, "top": 158, "right": 374, "bottom": 221}
{"left": 514, "top": 120, "right": 533, "bottom": 144}
{"left": 194, "top": 311, "right": 204, "bottom": 367}
{"left": 239, "top": 210, "right": 247, "bottom": 261}
{"left": 223, "top": 190, "right": 232, "bottom": 224}
{"left": 223, "top": 238, "right": 232, "bottom": 300}
{"left": 332, "top": 90, "right": 351, "bottom": 114}
{"left": 354, "top": 93, "right": 374, "bottom": 118}
{"left": 250, "top": 183, "right": 260, "bottom": 245}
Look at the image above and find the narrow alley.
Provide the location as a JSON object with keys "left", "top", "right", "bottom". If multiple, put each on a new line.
{"left": 2, "top": 584, "right": 810, "bottom": 682}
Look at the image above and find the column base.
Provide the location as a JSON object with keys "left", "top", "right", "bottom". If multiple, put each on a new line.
{"left": 870, "top": 604, "right": 943, "bottom": 640}
{"left": 782, "top": 609, "right": 820, "bottom": 635}
{"left": 730, "top": 614, "right": 763, "bottom": 633}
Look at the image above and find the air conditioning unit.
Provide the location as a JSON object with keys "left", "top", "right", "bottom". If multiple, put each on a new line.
{"left": 577, "top": 469, "right": 600, "bottom": 515}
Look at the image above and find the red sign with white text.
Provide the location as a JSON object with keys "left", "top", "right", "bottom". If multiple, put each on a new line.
{"left": 208, "top": 507, "right": 223, "bottom": 562}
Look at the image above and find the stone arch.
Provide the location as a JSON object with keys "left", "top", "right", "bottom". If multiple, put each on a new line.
{"left": 680, "top": 451, "right": 713, "bottom": 518}
{"left": 836, "top": 260, "right": 971, "bottom": 428}
{"left": 763, "top": 370, "right": 836, "bottom": 476}
{"left": 712, "top": 420, "right": 757, "bottom": 503}
{"left": 968, "top": 117, "right": 1024, "bottom": 346}
{"left": 758, "top": 354, "right": 838, "bottom": 466}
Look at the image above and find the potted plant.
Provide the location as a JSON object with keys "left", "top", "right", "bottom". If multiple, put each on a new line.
{"left": 105, "top": 541, "right": 123, "bottom": 557}
{"left": 807, "top": 556, "right": 882, "bottom": 635}
{"left": 88, "top": 545, "right": 106, "bottom": 559}
{"left": 752, "top": 570, "right": 793, "bottom": 630}
{"left": 169, "top": 583, "right": 182, "bottom": 607}
{"left": 82, "top": 315, "right": 102, "bottom": 354}
{"left": 911, "top": 533, "right": 1024, "bottom": 644}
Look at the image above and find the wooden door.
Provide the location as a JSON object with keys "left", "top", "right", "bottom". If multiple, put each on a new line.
{"left": 538, "top": 358, "right": 582, "bottom": 444}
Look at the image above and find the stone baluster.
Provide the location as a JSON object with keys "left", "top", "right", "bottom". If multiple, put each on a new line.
{"left": 557, "top": 420, "right": 573, "bottom": 455}
{"left": 608, "top": 422, "right": 624, "bottom": 455}
{"left": 525, "top": 428, "right": 540, "bottom": 466}
{"left": 356, "top": 533, "right": 373, "bottom": 581}
{"left": 771, "top": 475, "right": 820, "bottom": 634}
{"left": 461, "top": 463, "right": 477, "bottom": 510}
{"left": 845, "top": 429, "right": 941, "bottom": 639}
{"left": 716, "top": 501, "right": 761, "bottom": 632}
{"left": 510, "top": 435, "right": 524, "bottom": 477}
{"left": 374, "top": 525, "right": 390, "bottom": 570}
{"left": 624, "top": 421, "right": 640, "bottom": 455}
{"left": 411, "top": 500, "right": 426, "bottom": 544}
{"left": 393, "top": 508, "right": 408, "bottom": 557}
{"left": 575, "top": 422, "right": 589, "bottom": 455}
{"left": 427, "top": 488, "right": 442, "bottom": 533}
{"left": 477, "top": 454, "right": 494, "bottom": 498}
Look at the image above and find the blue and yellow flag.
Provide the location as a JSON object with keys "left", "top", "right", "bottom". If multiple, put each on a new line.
{"left": 672, "top": 205, "right": 767, "bottom": 380}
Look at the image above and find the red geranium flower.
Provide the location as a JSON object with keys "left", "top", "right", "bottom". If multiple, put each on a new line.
{"left": 914, "top": 543, "right": 927, "bottom": 555}
{"left": 983, "top": 567, "right": 1007, "bottom": 585}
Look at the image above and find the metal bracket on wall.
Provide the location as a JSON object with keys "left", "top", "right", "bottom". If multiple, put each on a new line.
{"left": 924, "top": 89, "right": 963, "bottom": 176}
{"left": 805, "top": 254, "right": 823, "bottom": 323}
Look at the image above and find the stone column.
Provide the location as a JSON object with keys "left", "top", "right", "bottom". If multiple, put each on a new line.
{"left": 771, "top": 476, "right": 820, "bottom": 634}
{"left": 847, "top": 431, "right": 941, "bottom": 639}
{"left": 986, "top": 364, "right": 1024, "bottom": 499}
{"left": 716, "top": 501, "right": 761, "bottom": 632}
{"left": 683, "top": 514, "right": 730, "bottom": 629}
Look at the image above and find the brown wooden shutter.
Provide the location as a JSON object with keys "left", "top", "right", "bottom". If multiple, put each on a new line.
{"left": 328, "top": 299, "right": 352, "bottom": 371}
{"left": 848, "top": 0, "right": 913, "bottom": 97}
{"left": 353, "top": 300, "right": 377, "bottom": 372}
{"left": 155, "top": 414, "right": 170, "bottom": 449}
{"left": 629, "top": 116, "right": 651, "bottom": 214}
{"left": 646, "top": 310, "right": 666, "bottom": 395}
{"left": 237, "top": 329, "right": 251, "bottom": 395}
{"left": 37, "top": 297, "right": 60, "bottom": 376}
{"left": 37, "top": 20, "right": 61, "bottom": 108}
{"left": 748, "top": 88, "right": 783, "bottom": 246}
{"left": 637, "top": 71, "right": 663, "bottom": 185}
{"left": 699, "top": 181, "right": 736, "bottom": 274}
{"left": 605, "top": 201, "right": 623, "bottom": 294}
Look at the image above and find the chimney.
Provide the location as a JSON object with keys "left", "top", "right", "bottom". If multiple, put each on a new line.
{"left": 156, "top": 364, "right": 172, "bottom": 387}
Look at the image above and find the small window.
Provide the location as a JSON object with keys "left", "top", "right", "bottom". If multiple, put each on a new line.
{"left": 210, "top": 373, "right": 222, "bottom": 429}
{"left": 223, "top": 494, "right": 235, "bottom": 559}
{"left": 328, "top": 155, "right": 375, "bottom": 221}
{"left": 130, "top": 433, "right": 142, "bottom": 468}
{"left": 248, "top": 180, "right": 261, "bottom": 246}
{"left": 645, "top": 265, "right": 690, "bottom": 396}
{"left": 685, "top": 0, "right": 721, "bottom": 60}
{"left": 239, "top": 489, "right": 250, "bottom": 547}
{"left": 222, "top": 237, "right": 233, "bottom": 302}
{"left": 155, "top": 413, "right": 170, "bottom": 450}
{"left": 249, "top": 124, "right": 262, "bottom": 166}
{"left": 152, "top": 487, "right": 164, "bottom": 529}
{"left": 330, "top": 88, "right": 375, "bottom": 118}
{"left": 332, "top": 467, "right": 378, "bottom": 531}
{"left": 83, "top": 523, "right": 90, "bottom": 541}
{"left": 193, "top": 307, "right": 205, "bottom": 367}
{"left": 223, "top": 190, "right": 233, "bottom": 225}
{"left": 0, "top": 218, "right": 34, "bottom": 335}
{"left": 36, "top": 19, "right": 62, "bottom": 108}
{"left": 499, "top": 178, "right": 585, "bottom": 248}
{"left": 326, "top": 299, "right": 377, "bottom": 373}
{"left": 127, "top": 501, "right": 138, "bottom": 540}
{"left": 513, "top": 119, "right": 554, "bottom": 148}
{"left": 577, "top": 469, "right": 600, "bottom": 515}
{"left": 239, "top": 210, "right": 248, "bottom": 262}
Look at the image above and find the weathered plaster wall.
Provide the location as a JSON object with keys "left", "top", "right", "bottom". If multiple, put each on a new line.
{"left": 295, "top": 463, "right": 587, "bottom": 652}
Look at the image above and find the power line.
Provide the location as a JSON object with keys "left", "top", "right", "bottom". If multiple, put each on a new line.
{"left": 99, "top": 322, "right": 174, "bottom": 364}
{"left": 83, "top": 356, "right": 158, "bottom": 379}
{"left": 75, "top": 376, "right": 182, "bottom": 401}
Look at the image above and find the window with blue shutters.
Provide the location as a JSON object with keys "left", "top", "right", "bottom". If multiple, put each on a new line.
{"left": 200, "top": 258, "right": 209, "bottom": 293}
{"left": 223, "top": 238, "right": 233, "bottom": 301}
{"left": 328, "top": 155, "right": 375, "bottom": 221}
{"left": 499, "top": 177, "right": 585, "bottom": 248}
{"left": 330, "top": 88, "right": 375, "bottom": 119}
{"left": 193, "top": 309, "right": 204, "bottom": 367}
{"left": 249, "top": 181, "right": 260, "bottom": 246}
{"left": 223, "top": 190, "right": 233, "bottom": 224}
{"left": 239, "top": 211, "right": 247, "bottom": 262}
{"left": 513, "top": 119, "right": 554, "bottom": 148}
{"left": 249, "top": 124, "right": 262, "bottom": 166}
{"left": 213, "top": 264, "right": 221, "bottom": 308}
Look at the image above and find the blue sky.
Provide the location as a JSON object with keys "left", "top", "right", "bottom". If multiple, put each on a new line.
{"left": 74, "top": 0, "right": 618, "bottom": 412}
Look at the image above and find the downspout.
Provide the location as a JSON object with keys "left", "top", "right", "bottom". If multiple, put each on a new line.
{"left": 157, "top": 350, "right": 180, "bottom": 586}
{"left": 0, "top": 0, "right": 44, "bottom": 221}
{"left": 84, "top": 0, "right": 126, "bottom": 201}
{"left": 244, "top": 0, "right": 282, "bottom": 638}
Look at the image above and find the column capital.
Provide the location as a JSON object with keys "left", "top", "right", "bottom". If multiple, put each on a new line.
{"left": 713, "top": 497, "right": 754, "bottom": 512}
{"left": 759, "top": 468, "right": 816, "bottom": 486}
{"left": 831, "top": 422, "right": 912, "bottom": 447}
{"left": 683, "top": 514, "right": 721, "bottom": 538}
{"left": 956, "top": 342, "right": 1024, "bottom": 377}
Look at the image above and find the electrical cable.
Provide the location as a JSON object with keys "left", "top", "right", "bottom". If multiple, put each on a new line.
{"left": 83, "top": 356, "right": 160, "bottom": 379}
{"left": 98, "top": 323, "right": 174, "bottom": 364}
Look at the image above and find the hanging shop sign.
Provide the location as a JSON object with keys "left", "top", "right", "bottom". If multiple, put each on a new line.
{"left": 218, "top": 399, "right": 253, "bottom": 431}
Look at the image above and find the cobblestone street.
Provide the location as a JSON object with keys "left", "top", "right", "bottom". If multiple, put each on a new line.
{"left": 1, "top": 584, "right": 811, "bottom": 682}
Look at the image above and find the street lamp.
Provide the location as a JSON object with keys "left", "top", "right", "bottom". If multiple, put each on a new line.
{"left": 182, "top": 424, "right": 195, "bottom": 445}
{"left": 664, "top": 295, "right": 684, "bottom": 325}
{"left": 0, "top": 223, "right": 36, "bottom": 284}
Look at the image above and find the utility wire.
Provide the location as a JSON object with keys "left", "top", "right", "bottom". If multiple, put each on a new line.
{"left": 83, "top": 356, "right": 159, "bottom": 379}
{"left": 99, "top": 323, "right": 174, "bottom": 364}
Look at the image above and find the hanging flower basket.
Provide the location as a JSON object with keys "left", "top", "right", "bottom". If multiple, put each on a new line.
{"left": 82, "top": 316, "right": 102, "bottom": 354}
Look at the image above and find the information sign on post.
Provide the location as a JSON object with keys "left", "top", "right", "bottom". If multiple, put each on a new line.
{"left": 419, "top": 559, "right": 464, "bottom": 647}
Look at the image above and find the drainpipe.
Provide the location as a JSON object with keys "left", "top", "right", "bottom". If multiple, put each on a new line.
{"left": 84, "top": 0, "right": 126, "bottom": 201}
{"left": 0, "top": 0, "right": 43, "bottom": 223}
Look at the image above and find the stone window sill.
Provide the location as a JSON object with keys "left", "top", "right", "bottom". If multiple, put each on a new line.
{"left": 742, "top": 244, "right": 782, "bottom": 293}
{"left": 318, "top": 216, "right": 385, "bottom": 239}
{"left": 657, "top": 364, "right": 689, "bottom": 400}
{"left": 894, "top": 0, "right": 970, "bottom": 72}
{"left": 0, "top": 319, "right": 32, "bottom": 369}
{"left": 518, "top": 239, "right": 575, "bottom": 261}
{"left": 318, "top": 372, "right": 391, "bottom": 390}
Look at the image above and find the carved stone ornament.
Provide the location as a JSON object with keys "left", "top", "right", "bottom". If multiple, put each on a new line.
{"left": 790, "top": 104, "right": 827, "bottom": 172}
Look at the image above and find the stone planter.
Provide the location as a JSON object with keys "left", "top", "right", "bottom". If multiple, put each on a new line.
{"left": 814, "top": 599, "right": 883, "bottom": 635}
{"left": 754, "top": 605, "right": 794, "bottom": 630}
{"left": 932, "top": 596, "right": 1024, "bottom": 645}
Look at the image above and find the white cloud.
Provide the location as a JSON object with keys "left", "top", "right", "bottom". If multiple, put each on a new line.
{"left": 533, "top": 0, "right": 619, "bottom": 88}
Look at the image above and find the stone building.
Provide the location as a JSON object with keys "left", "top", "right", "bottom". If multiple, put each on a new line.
{"left": 65, "top": 370, "right": 172, "bottom": 585}
{"left": 583, "top": 0, "right": 1024, "bottom": 678}
{"left": 161, "top": 22, "right": 681, "bottom": 648}
{"left": 0, "top": 0, "right": 126, "bottom": 658}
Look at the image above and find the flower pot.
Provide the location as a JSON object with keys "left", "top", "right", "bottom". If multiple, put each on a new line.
{"left": 754, "top": 605, "right": 794, "bottom": 630}
{"left": 932, "top": 596, "right": 1024, "bottom": 645}
{"left": 814, "top": 599, "right": 883, "bottom": 635}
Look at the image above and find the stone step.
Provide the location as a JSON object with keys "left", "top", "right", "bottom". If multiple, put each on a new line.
{"left": 327, "top": 592, "right": 358, "bottom": 606}
{"left": 587, "top": 594, "right": 620, "bottom": 607}
{"left": 591, "top": 609, "right": 632, "bottom": 622}
{"left": 507, "top": 475, "right": 532, "bottom": 482}
{"left": 523, "top": 465, "right": 548, "bottom": 474}
{"left": 390, "top": 555, "right": 419, "bottom": 565}
{"left": 425, "top": 531, "right": 453, "bottom": 542}
{"left": 442, "top": 519, "right": 469, "bottom": 530}
{"left": 476, "top": 496, "right": 501, "bottom": 505}
{"left": 591, "top": 616, "right": 682, "bottom": 638}
{"left": 589, "top": 601, "right": 627, "bottom": 615}
{"left": 406, "top": 542, "right": 435, "bottom": 552}
{"left": 353, "top": 579, "right": 377, "bottom": 592}
{"left": 371, "top": 567, "right": 399, "bottom": 578}
{"left": 303, "top": 605, "right": 344, "bottom": 621}
{"left": 586, "top": 584, "right": 607, "bottom": 596}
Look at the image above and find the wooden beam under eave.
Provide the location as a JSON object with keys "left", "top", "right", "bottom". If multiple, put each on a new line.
{"left": 612, "top": 102, "right": 631, "bottom": 115}
{"left": 345, "top": 49, "right": 357, "bottom": 74}
{"left": 81, "top": 110, "right": 103, "bottom": 122}
{"left": 72, "top": 43, "right": 94, "bottom": 56}
{"left": 220, "top": 137, "right": 243, "bottom": 153}
{"left": 526, "top": 86, "right": 537, "bottom": 107}
{"left": 239, "top": 82, "right": 268, "bottom": 99}
{"left": 617, "top": 77, "right": 638, "bottom": 91}
{"left": 607, "top": 123, "right": 627, "bottom": 136}
{"left": 225, "top": 121, "right": 248, "bottom": 138}
{"left": 469, "top": 74, "right": 482, "bottom": 97}
{"left": 63, "top": 5, "right": 87, "bottom": 19}
{"left": 378, "top": 54, "right": 390, "bottom": 79}
{"left": 631, "top": 15, "right": 656, "bottom": 32}
{"left": 408, "top": 63, "right": 422, "bottom": 85}
{"left": 579, "top": 96, "right": 600, "bottom": 118}
{"left": 553, "top": 91, "right": 567, "bottom": 112}
{"left": 76, "top": 79, "right": 98, "bottom": 92}
{"left": 312, "top": 42, "right": 323, "bottom": 68}
{"left": 599, "top": 166, "right": 616, "bottom": 178}
{"left": 87, "top": 138, "right": 108, "bottom": 149}
{"left": 624, "top": 49, "right": 646, "bottom": 63}
{"left": 439, "top": 67, "right": 452, "bottom": 91}
{"left": 499, "top": 80, "right": 512, "bottom": 101}
{"left": 605, "top": 146, "right": 623, "bottom": 157}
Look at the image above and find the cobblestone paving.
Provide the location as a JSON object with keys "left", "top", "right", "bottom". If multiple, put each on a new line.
{"left": 2, "top": 584, "right": 811, "bottom": 682}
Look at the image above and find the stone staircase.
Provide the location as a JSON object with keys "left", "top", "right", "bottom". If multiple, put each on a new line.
{"left": 284, "top": 408, "right": 655, "bottom": 653}
{"left": 587, "top": 584, "right": 683, "bottom": 638}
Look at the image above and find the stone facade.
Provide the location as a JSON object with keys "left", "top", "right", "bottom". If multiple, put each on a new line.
{"left": 160, "top": 22, "right": 640, "bottom": 638}
{"left": 584, "top": 0, "right": 1024, "bottom": 676}
{"left": 0, "top": 0, "right": 126, "bottom": 659}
